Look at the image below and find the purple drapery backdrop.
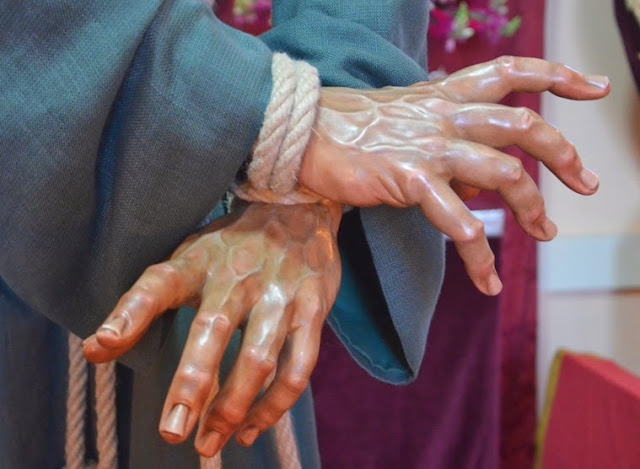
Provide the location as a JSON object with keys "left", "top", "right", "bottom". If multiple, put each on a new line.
{"left": 216, "top": 1, "right": 543, "bottom": 466}
{"left": 428, "top": 1, "right": 543, "bottom": 466}
{"left": 311, "top": 242, "right": 501, "bottom": 468}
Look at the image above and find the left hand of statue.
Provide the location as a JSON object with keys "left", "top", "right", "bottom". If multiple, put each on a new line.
{"left": 298, "top": 56, "right": 610, "bottom": 296}
{"left": 83, "top": 201, "right": 342, "bottom": 457}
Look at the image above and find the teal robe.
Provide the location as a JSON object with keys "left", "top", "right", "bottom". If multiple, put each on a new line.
{"left": 0, "top": 0, "right": 443, "bottom": 467}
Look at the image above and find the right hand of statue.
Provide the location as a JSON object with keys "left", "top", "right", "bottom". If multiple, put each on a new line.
{"left": 298, "top": 56, "right": 610, "bottom": 296}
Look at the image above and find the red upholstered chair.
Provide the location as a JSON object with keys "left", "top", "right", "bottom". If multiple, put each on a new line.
{"left": 536, "top": 351, "right": 640, "bottom": 469}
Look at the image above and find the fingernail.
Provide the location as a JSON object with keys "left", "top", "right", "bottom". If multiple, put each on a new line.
{"left": 160, "top": 404, "right": 189, "bottom": 437}
{"left": 237, "top": 426, "right": 260, "bottom": 446}
{"left": 585, "top": 74, "right": 610, "bottom": 89}
{"left": 199, "top": 431, "right": 223, "bottom": 456}
{"left": 99, "top": 316, "right": 127, "bottom": 337}
{"left": 487, "top": 274, "right": 503, "bottom": 296}
{"left": 541, "top": 218, "right": 558, "bottom": 239}
{"left": 580, "top": 168, "right": 599, "bottom": 191}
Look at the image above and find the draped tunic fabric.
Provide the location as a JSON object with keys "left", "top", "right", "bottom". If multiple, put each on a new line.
{"left": 0, "top": 1, "right": 443, "bottom": 466}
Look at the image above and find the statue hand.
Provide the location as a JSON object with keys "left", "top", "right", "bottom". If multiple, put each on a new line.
{"left": 299, "top": 56, "right": 610, "bottom": 295}
{"left": 83, "top": 201, "right": 342, "bottom": 457}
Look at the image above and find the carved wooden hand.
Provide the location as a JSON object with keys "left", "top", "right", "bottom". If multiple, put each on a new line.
{"left": 299, "top": 56, "right": 610, "bottom": 295}
{"left": 83, "top": 201, "right": 342, "bottom": 456}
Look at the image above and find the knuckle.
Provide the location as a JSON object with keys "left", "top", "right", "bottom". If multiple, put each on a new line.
{"left": 526, "top": 200, "right": 546, "bottom": 224}
{"left": 496, "top": 55, "right": 517, "bottom": 77}
{"left": 174, "top": 366, "right": 211, "bottom": 393}
{"left": 470, "top": 251, "right": 496, "bottom": 277}
{"left": 125, "top": 289, "right": 156, "bottom": 312}
{"left": 192, "top": 314, "right": 231, "bottom": 335}
{"left": 502, "top": 159, "right": 525, "bottom": 183}
{"left": 297, "top": 295, "right": 324, "bottom": 321}
{"left": 280, "top": 373, "right": 309, "bottom": 397}
{"left": 398, "top": 170, "right": 431, "bottom": 207}
{"left": 556, "top": 145, "right": 579, "bottom": 169}
{"left": 420, "top": 96, "right": 451, "bottom": 112}
{"left": 243, "top": 347, "right": 278, "bottom": 376}
{"left": 146, "top": 263, "right": 181, "bottom": 283}
{"left": 480, "top": 251, "right": 496, "bottom": 271}
{"left": 216, "top": 400, "right": 245, "bottom": 426}
{"left": 456, "top": 219, "right": 485, "bottom": 244}
{"left": 424, "top": 135, "right": 449, "bottom": 156}
{"left": 553, "top": 62, "right": 573, "bottom": 84}
{"left": 515, "top": 107, "right": 537, "bottom": 132}
{"left": 250, "top": 404, "right": 282, "bottom": 427}
{"left": 192, "top": 314, "right": 214, "bottom": 330}
{"left": 404, "top": 169, "right": 430, "bottom": 192}
{"left": 182, "top": 246, "right": 207, "bottom": 265}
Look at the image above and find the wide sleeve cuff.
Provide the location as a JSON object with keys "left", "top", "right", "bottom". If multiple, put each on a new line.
{"left": 233, "top": 53, "right": 322, "bottom": 205}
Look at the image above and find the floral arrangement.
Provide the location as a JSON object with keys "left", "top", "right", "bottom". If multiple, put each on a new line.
{"left": 228, "top": 0, "right": 521, "bottom": 51}
{"left": 230, "top": 0, "right": 272, "bottom": 28}
{"left": 429, "top": 0, "right": 521, "bottom": 52}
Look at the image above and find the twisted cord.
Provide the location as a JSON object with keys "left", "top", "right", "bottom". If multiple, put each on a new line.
{"left": 246, "top": 53, "right": 297, "bottom": 192}
{"left": 273, "top": 411, "right": 302, "bottom": 469}
{"left": 66, "top": 333, "right": 88, "bottom": 469}
{"left": 200, "top": 452, "right": 222, "bottom": 469}
{"left": 235, "top": 53, "right": 321, "bottom": 204}
{"left": 270, "top": 59, "right": 320, "bottom": 194}
{"left": 95, "top": 361, "right": 118, "bottom": 469}
{"left": 264, "top": 370, "right": 302, "bottom": 469}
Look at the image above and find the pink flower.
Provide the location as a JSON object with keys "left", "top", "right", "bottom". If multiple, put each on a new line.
{"left": 428, "top": 0, "right": 521, "bottom": 51}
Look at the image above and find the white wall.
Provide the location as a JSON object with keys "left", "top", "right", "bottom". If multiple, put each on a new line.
{"left": 538, "top": 0, "right": 640, "bottom": 412}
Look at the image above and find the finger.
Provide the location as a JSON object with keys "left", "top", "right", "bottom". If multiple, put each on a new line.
{"left": 236, "top": 286, "right": 325, "bottom": 447}
{"left": 431, "top": 138, "right": 557, "bottom": 241}
{"left": 194, "top": 285, "right": 292, "bottom": 457}
{"left": 158, "top": 314, "right": 232, "bottom": 444}
{"left": 413, "top": 176, "right": 501, "bottom": 295}
{"left": 82, "top": 334, "right": 128, "bottom": 363}
{"left": 426, "top": 56, "right": 610, "bottom": 103}
{"left": 444, "top": 103, "right": 599, "bottom": 194}
{"left": 94, "top": 251, "right": 210, "bottom": 351}
{"left": 450, "top": 181, "right": 480, "bottom": 201}
{"left": 158, "top": 271, "right": 263, "bottom": 444}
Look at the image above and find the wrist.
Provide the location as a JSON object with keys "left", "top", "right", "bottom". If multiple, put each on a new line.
{"left": 242, "top": 201, "right": 343, "bottom": 236}
{"left": 318, "top": 200, "right": 343, "bottom": 234}
{"left": 233, "top": 53, "right": 321, "bottom": 205}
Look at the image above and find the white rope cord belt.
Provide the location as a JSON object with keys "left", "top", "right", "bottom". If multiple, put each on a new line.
{"left": 65, "top": 334, "right": 117, "bottom": 469}
{"left": 64, "top": 53, "right": 315, "bottom": 469}
{"left": 234, "top": 53, "right": 321, "bottom": 205}
{"left": 66, "top": 332, "right": 301, "bottom": 469}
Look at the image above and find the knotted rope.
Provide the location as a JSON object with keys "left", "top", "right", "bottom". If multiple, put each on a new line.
{"left": 273, "top": 411, "right": 302, "bottom": 469}
{"left": 235, "top": 53, "right": 321, "bottom": 204}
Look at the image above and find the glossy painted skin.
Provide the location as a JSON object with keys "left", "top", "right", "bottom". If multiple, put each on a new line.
{"left": 84, "top": 57, "right": 610, "bottom": 457}
{"left": 84, "top": 201, "right": 342, "bottom": 456}
{"left": 299, "top": 56, "right": 610, "bottom": 296}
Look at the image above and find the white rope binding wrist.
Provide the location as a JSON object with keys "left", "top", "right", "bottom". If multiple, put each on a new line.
{"left": 234, "top": 53, "right": 322, "bottom": 204}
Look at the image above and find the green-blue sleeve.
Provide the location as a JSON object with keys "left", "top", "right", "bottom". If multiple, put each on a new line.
{"left": 262, "top": 1, "right": 445, "bottom": 384}
{"left": 0, "top": 0, "right": 273, "bottom": 369}
{"left": 263, "top": 0, "right": 429, "bottom": 86}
